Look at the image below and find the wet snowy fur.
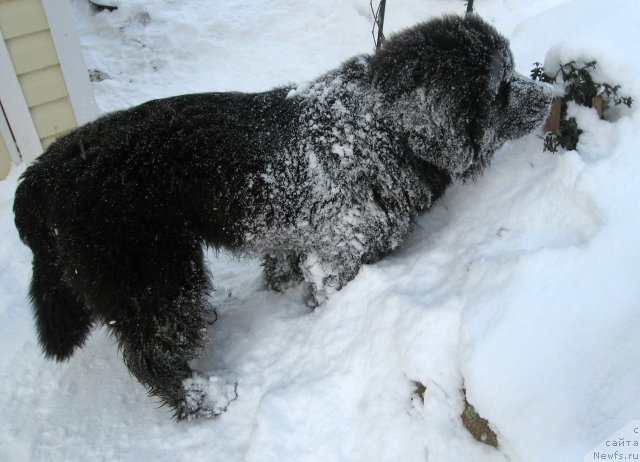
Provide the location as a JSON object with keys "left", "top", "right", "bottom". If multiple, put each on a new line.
{"left": 13, "top": 15, "right": 551, "bottom": 420}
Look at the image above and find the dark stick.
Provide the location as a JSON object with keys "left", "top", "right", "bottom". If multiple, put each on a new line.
{"left": 376, "top": 0, "right": 386, "bottom": 49}
{"left": 466, "top": 0, "right": 474, "bottom": 14}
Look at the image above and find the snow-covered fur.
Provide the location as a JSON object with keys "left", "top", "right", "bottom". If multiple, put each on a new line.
{"left": 13, "top": 15, "right": 551, "bottom": 420}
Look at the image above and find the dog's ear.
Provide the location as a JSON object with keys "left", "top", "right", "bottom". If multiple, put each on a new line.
{"left": 369, "top": 28, "right": 435, "bottom": 98}
{"left": 370, "top": 15, "right": 513, "bottom": 99}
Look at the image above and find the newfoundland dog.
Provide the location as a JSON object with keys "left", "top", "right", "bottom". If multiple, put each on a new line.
{"left": 14, "top": 15, "right": 551, "bottom": 420}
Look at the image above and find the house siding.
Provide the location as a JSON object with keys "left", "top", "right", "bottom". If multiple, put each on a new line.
{"left": 0, "top": 0, "right": 81, "bottom": 174}
{"left": 0, "top": 0, "right": 48, "bottom": 40}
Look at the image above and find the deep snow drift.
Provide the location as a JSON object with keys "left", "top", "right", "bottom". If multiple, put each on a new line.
{"left": 1, "top": 1, "right": 639, "bottom": 461}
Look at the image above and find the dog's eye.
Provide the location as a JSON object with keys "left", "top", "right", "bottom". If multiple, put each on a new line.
{"left": 496, "top": 82, "right": 511, "bottom": 109}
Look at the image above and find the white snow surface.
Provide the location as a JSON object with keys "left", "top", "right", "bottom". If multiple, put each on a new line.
{"left": 1, "top": 0, "right": 640, "bottom": 461}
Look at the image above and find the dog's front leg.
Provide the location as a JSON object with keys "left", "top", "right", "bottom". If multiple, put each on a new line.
{"left": 262, "top": 252, "right": 304, "bottom": 292}
{"left": 299, "top": 251, "right": 362, "bottom": 307}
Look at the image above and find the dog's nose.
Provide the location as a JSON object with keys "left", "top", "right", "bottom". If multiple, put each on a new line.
{"left": 499, "top": 73, "right": 553, "bottom": 140}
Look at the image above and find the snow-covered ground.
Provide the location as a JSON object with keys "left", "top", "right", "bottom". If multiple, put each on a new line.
{"left": 1, "top": 0, "right": 639, "bottom": 461}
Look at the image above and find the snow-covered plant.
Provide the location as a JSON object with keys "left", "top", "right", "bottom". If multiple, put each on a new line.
{"left": 531, "top": 60, "right": 633, "bottom": 152}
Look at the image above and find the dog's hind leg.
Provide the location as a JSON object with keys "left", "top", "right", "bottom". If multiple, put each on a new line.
{"left": 100, "top": 234, "right": 236, "bottom": 420}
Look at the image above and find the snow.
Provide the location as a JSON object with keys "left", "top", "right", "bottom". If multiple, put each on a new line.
{"left": 1, "top": 0, "right": 640, "bottom": 461}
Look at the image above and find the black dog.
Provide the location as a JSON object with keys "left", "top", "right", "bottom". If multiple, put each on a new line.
{"left": 14, "top": 15, "right": 551, "bottom": 420}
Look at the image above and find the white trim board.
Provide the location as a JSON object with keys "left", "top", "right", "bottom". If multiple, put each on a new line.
{"left": 0, "top": 28, "right": 42, "bottom": 164}
{"left": 42, "top": 0, "right": 99, "bottom": 125}
{"left": 0, "top": 103, "right": 21, "bottom": 164}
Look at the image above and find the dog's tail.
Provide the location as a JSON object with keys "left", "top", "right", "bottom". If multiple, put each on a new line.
{"left": 14, "top": 169, "right": 93, "bottom": 361}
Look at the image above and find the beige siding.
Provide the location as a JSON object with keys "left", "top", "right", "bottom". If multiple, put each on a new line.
{"left": 0, "top": 0, "right": 78, "bottom": 154}
{"left": 41, "top": 127, "right": 72, "bottom": 149}
{"left": 31, "top": 97, "right": 76, "bottom": 139}
{"left": 19, "top": 64, "right": 68, "bottom": 107}
{"left": 5, "top": 30, "right": 58, "bottom": 74}
{"left": 0, "top": 129, "right": 10, "bottom": 179}
{"left": 0, "top": 0, "right": 48, "bottom": 40}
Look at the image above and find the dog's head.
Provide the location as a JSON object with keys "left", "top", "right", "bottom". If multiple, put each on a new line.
{"left": 370, "top": 15, "right": 552, "bottom": 178}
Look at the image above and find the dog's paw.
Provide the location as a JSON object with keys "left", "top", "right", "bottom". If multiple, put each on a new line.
{"left": 179, "top": 372, "right": 238, "bottom": 420}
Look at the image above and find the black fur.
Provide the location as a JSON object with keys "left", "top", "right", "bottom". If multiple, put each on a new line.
{"left": 13, "top": 15, "right": 551, "bottom": 420}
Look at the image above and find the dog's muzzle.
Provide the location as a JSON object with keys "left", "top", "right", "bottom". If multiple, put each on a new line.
{"left": 500, "top": 73, "right": 553, "bottom": 140}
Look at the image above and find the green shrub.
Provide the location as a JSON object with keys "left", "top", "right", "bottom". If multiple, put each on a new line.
{"left": 531, "top": 60, "right": 633, "bottom": 152}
